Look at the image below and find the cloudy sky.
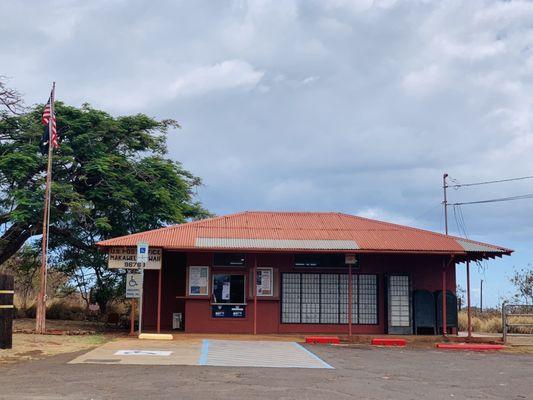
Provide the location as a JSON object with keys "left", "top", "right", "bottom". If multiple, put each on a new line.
{"left": 1, "top": 0, "right": 532, "bottom": 305}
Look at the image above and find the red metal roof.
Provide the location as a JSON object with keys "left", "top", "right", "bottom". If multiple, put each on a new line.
{"left": 97, "top": 211, "right": 512, "bottom": 258}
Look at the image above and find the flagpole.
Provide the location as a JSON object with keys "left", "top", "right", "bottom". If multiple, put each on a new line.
{"left": 36, "top": 82, "right": 55, "bottom": 334}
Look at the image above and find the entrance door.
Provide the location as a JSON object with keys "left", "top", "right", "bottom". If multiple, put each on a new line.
{"left": 387, "top": 275, "right": 412, "bottom": 334}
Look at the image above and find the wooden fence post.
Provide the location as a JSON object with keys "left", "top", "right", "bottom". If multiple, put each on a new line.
{"left": 0, "top": 274, "right": 14, "bottom": 349}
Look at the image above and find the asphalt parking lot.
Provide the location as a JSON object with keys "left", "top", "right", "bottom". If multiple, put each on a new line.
{"left": 1, "top": 343, "right": 531, "bottom": 400}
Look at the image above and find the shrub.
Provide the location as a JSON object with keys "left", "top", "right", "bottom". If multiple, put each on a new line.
{"left": 46, "top": 301, "right": 86, "bottom": 321}
{"left": 24, "top": 304, "right": 36, "bottom": 319}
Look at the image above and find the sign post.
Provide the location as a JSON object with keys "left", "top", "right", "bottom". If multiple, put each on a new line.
{"left": 130, "top": 298, "right": 136, "bottom": 336}
{"left": 0, "top": 274, "right": 14, "bottom": 349}
{"left": 125, "top": 272, "right": 142, "bottom": 336}
{"left": 136, "top": 242, "right": 148, "bottom": 336}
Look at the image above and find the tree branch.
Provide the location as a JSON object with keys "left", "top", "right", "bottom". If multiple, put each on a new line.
{"left": 0, "top": 222, "right": 36, "bottom": 265}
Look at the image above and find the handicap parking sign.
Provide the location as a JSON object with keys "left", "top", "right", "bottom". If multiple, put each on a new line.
{"left": 137, "top": 241, "right": 149, "bottom": 263}
{"left": 126, "top": 272, "right": 142, "bottom": 298}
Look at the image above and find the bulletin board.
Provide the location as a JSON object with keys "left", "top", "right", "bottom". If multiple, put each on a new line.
{"left": 256, "top": 267, "right": 274, "bottom": 296}
{"left": 188, "top": 266, "right": 209, "bottom": 296}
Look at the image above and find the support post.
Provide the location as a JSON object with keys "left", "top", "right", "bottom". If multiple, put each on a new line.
{"left": 502, "top": 302, "right": 507, "bottom": 344}
{"left": 466, "top": 260, "right": 472, "bottom": 339}
{"left": 157, "top": 268, "right": 162, "bottom": 333}
{"left": 253, "top": 256, "right": 257, "bottom": 335}
{"left": 480, "top": 279, "right": 483, "bottom": 313}
{"left": 443, "top": 173, "right": 449, "bottom": 235}
{"left": 348, "top": 263, "right": 353, "bottom": 338}
{"left": 138, "top": 268, "right": 144, "bottom": 336}
{"left": 442, "top": 260, "right": 447, "bottom": 337}
{"left": 0, "top": 274, "right": 14, "bottom": 349}
{"left": 130, "top": 298, "right": 136, "bottom": 336}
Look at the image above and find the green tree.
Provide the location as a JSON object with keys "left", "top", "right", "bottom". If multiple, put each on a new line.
{"left": 0, "top": 244, "right": 75, "bottom": 312}
{"left": 510, "top": 266, "right": 533, "bottom": 305}
{"left": 0, "top": 102, "right": 209, "bottom": 310}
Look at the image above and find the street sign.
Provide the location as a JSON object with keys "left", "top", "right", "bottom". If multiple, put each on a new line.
{"left": 137, "top": 241, "right": 149, "bottom": 264}
{"left": 126, "top": 272, "right": 143, "bottom": 298}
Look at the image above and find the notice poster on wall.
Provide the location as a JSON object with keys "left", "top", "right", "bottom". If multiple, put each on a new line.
{"left": 189, "top": 266, "right": 209, "bottom": 295}
{"left": 257, "top": 268, "right": 273, "bottom": 296}
{"left": 222, "top": 281, "right": 231, "bottom": 300}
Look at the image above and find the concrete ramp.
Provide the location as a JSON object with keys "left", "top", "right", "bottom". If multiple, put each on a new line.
{"left": 199, "top": 339, "right": 333, "bottom": 369}
{"left": 69, "top": 338, "right": 333, "bottom": 369}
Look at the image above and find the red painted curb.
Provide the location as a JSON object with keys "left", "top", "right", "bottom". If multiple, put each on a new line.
{"left": 371, "top": 338, "right": 407, "bottom": 347}
{"left": 436, "top": 343, "right": 505, "bottom": 351}
{"left": 305, "top": 336, "right": 340, "bottom": 345}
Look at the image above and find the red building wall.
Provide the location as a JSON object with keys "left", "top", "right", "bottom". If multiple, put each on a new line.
{"left": 142, "top": 251, "right": 457, "bottom": 334}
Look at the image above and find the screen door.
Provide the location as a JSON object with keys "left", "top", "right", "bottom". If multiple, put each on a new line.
{"left": 387, "top": 275, "right": 412, "bottom": 334}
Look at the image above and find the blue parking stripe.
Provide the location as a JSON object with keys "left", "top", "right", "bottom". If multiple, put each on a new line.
{"left": 292, "top": 342, "right": 334, "bottom": 369}
{"left": 198, "top": 339, "right": 209, "bottom": 365}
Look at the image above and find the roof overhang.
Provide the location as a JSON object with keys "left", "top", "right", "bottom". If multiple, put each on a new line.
{"left": 97, "top": 242, "right": 511, "bottom": 262}
{"left": 95, "top": 211, "right": 513, "bottom": 263}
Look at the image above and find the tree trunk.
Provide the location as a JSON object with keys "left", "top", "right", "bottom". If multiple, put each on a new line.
{"left": 0, "top": 223, "right": 37, "bottom": 266}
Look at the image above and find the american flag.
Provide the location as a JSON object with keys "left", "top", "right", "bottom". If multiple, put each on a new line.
{"left": 41, "top": 95, "right": 58, "bottom": 149}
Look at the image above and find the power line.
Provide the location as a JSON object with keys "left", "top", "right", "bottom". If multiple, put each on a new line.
{"left": 458, "top": 205, "right": 469, "bottom": 238}
{"left": 450, "top": 193, "right": 533, "bottom": 206}
{"left": 449, "top": 175, "right": 533, "bottom": 188}
{"left": 452, "top": 204, "right": 469, "bottom": 238}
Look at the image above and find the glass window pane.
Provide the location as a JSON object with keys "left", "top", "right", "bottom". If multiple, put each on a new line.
{"left": 281, "top": 273, "right": 378, "bottom": 326}
{"left": 212, "top": 274, "right": 245, "bottom": 304}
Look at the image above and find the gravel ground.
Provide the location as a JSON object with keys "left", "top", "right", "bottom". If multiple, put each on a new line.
{"left": 1, "top": 343, "right": 532, "bottom": 400}
{"left": 0, "top": 333, "right": 108, "bottom": 367}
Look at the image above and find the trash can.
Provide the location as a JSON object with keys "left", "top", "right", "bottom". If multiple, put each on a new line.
{"left": 413, "top": 290, "right": 436, "bottom": 334}
{"left": 172, "top": 313, "right": 182, "bottom": 330}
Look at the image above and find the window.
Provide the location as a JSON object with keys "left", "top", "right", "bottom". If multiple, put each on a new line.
{"left": 281, "top": 273, "right": 378, "bottom": 325}
{"left": 213, "top": 253, "right": 246, "bottom": 267}
{"left": 294, "top": 254, "right": 346, "bottom": 268}
{"left": 301, "top": 274, "right": 320, "bottom": 323}
{"left": 212, "top": 274, "right": 245, "bottom": 304}
{"left": 388, "top": 275, "right": 410, "bottom": 327}
{"left": 281, "top": 274, "right": 301, "bottom": 323}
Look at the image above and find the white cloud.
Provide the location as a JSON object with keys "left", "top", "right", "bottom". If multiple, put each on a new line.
{"left": 171, "top": 60, "right": 264, "bottom": 97}
{"left": 356, "top": 208, "right": 417, "bottom": 227}
{"left": 401, "top": 65, "right": 445, "bottom": 96}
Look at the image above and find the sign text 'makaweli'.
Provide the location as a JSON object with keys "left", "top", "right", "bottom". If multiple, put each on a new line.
{"left": 108, "top": 247, "right": 162, "bottom": 270}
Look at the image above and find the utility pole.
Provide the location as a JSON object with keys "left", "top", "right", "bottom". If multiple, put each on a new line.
{"left": 466, "top": 260, "right": 472, "bottom": 339}
{"left": 443, "top": 173, "right": 449, "bottom": 235}
{"left": 480, "top": 279, "right": 483, "bottom": 313}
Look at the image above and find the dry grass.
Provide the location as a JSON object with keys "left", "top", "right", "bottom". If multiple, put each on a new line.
{"left": 13, "top": 318, "right": 121, "bottom": 333}
{"left": 0, "top": 333, "right": 108, "bottom": 367}
{"left": 458, "top": 310, "right": 533, "bottom": 334}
